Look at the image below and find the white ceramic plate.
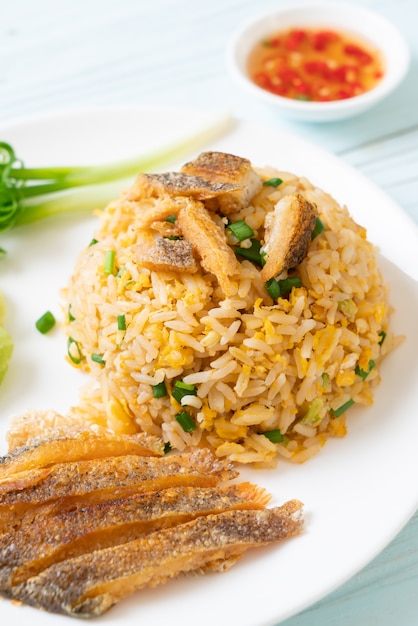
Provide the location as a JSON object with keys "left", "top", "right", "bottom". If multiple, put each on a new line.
{"left": 0, "top": 107, "right": 417, "bottom": 626}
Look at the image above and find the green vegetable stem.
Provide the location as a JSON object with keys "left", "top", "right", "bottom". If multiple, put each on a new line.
{"left": 0, "top": 112, "right": 231, "bottom": 232}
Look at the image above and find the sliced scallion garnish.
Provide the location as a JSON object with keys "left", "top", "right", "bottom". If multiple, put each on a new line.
{"left": 68, "top": 304, "right": 75, "bottom": 322}
{"left": 117, "top": 314, "right": 126, "bottom": 331}
{"left": 35, "top": 311, "right": 56, "bottom": 334}
{"left": 165, "top": 215, "right": 177, "bottom": 223}
{"left": 263, "top": 177, "right": 283, "bottom": 188}
{"left": 227, "top": 220, "right": 254, "bottom": 241}
{"left": 91, "top": 353, "right": 106, "bottom": 365}
{"left": 172, "top": 380, "right": 197, "bottom": 404}
{"left": 152, "top": 381, "right": 168, "bottom": 398}
{"left": 265, "top": 277, "right": 281, "bottom": 299}
{"left": 175, "top": 411, "right": 196, "bottom": 432}
{"left": 311, "top": 216, "right": 326, "bottom": 239}
{"left": 67, "top": 336, "right": 83, "bottom": 364}
{"left": 331, "top": 398, "right": 355, "bottom": 418}
{"left": 378, "top": 330, "right": 386, "bottom": 345}
{"left": 277, "top": 276, "right": 302, "bottom": 296}
{"left": 103, "top": 250, "right": 115, "bottom": 275}
{"left": 235, "top": 239, "right": 265, "bottom": 266}
{"left": 88, "top": 238, "right": 98, "bottom": 246}
{"left": 355, "top": 360, "right": 375, "bottom": 381}
{"left": 261, "top": 429, "right": 284, "bottom": 443}
{"left": 164, "top": 441, "right": 172, "bottom": 454}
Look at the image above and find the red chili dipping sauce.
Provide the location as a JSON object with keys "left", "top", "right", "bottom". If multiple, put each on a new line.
{"left": 248, "top": 28, "right": 385, "bottom": 102}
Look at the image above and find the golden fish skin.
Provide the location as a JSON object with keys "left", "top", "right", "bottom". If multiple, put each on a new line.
{"left": 261, "top": 193, "right": 318, "bottom": 281}
{"left": 0, "top": 482, "right": 269, "bottom": 587}
{"left": 0, "top": 449, "right": 237, "bottom": 534}
{"left": 181, "top": 151, "right": 262, "bottom": 214}
{"left": 0, "top": 431, "right": 164, "bottom": 481}
{"left": 177, "top": 200, "right": 241, "bottom": 296}
{"left": 3, "top": 501, "right": 303, "bottom": 618}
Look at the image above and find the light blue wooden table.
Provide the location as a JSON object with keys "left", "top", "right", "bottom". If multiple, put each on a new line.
{"left": 1, "top": 1, "right": 417, "bottom": 624}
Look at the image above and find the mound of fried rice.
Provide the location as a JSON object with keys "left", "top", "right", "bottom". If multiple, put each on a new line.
{"left": 61, "top": 160, "right": 397, "bottom": 466}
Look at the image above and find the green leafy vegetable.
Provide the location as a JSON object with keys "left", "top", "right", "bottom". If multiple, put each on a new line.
{"left": 35, "top": 310, "right": 56, "bottom": 334}
{"left": 0, "top": 112, "right": 231, "bottom": 232}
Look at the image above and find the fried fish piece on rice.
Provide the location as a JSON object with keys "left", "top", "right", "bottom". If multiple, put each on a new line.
{"left": 63, "top": 153, "right": 400, "bottom": 466}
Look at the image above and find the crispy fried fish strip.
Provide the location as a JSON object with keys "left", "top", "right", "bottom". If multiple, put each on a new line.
{"left": 3, "top": 501, "right": 303, "bottom": 617}
{"left": 0, "top": 431, "right": 163, "bottom": 481}
{"left": 129, "top": 172, "right": 239, "bottom": 203}
{"left": 136, "top": 237, "right": 198, "bottom": 273}
{"left": 0, "top": 449, "right": 237, "bottom": 534}
{"left": 177, "top": 201, "right": 240, "bottom": 296}
{"left": 181, "top": 151, "right": 262, "bottom": 214}
{"left": 0, "top": 483, "right": 269, "bottom": 587}
{"left": 260, "top": 193, "right": 318, "bottom": 281}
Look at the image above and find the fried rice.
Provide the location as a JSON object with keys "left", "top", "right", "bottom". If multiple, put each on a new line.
{"left": 61, "top": 156, "right": 398, "bottom": 466}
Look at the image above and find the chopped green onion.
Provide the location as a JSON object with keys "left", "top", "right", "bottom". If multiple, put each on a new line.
{"left": 172, "top": 380, "right": 197, "bottom": 404}
{"left": 103, "top": 250, "right": 115, "bottom": 275}
{"left": 261, "top": 429, "right": 284, "bottom": 443}
{"left": 311, "top": 217, "right": 326, "bottom": 239}
{"left": 68, "top": 304, "right": 75, "bottom": 322}
{"left": 378, "top": 330, "right": 386, "bottom": 345}
{"left": 263, "top": 177, "right": 283, "bottom": 188}
{"left": 227, "top": 220, "right": 254, "bottom": 241}
{"left": 89, "top": 238, "right": 98, "bottom": 247}
{"left": 235, "top": 239, "right": 265, "bottom": 266}
{"left": 165, "top": 215, "right": 177, "bottom": 223}
{"left": 265, "top": 277, "right": 281, "bottom": 299}
{"left": 300, "top": 398, "right": 324, "bottom": 426}
{"left": 115, "top": 266, "right": 126, "bottom": 278}
{"left": 152, "top": 381, "right": 168, "bottom": 398}
{"left": 167, "top": 235, "right": 183, "bottom": 240}
{"left": 0, "top": 112, "right": 232, "bottom": 233}
{"left": 331, "top": 398, "right": 355, "bottom": 418}
{"left": 175, "top": 411, "right": 196, "bottom": 432}
{"left": 277, "top": 276, "right": 302, "bottom": 296}
{"left": 67, "top": 336, "right": 83, "bottom": 364}
{"left": 164, "top": 441, "right": 172, "bottom": 454}
{"left": 91, "top": 353, "right": 106, "bottom": 365}
{"left": 35, "top": 311, "right": 56, "bottom": 334}
{"left": 117, "top": 314, "right": 126, "bottom": 331}
{"left": 355, "top": 360, "right": 375, "bottom": 381}
{"left": 321, "top": 372, "right": 330, "bottom": 388}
